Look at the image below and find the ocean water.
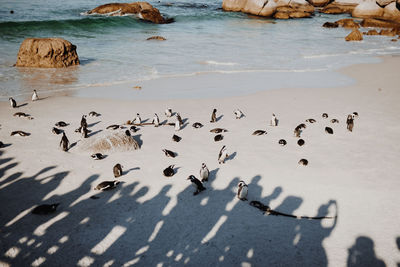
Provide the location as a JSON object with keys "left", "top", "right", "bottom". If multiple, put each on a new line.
{"left": 0, "top": 0, "right": 399, "bottom": 100}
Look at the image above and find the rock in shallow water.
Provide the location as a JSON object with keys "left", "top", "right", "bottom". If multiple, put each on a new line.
{"left": 345, "top": 29, "right": 363, "bottom": 41}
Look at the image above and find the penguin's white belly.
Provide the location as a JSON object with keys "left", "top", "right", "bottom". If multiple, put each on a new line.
{"left": 200, "top": 169, "right": 209, "bottom": 179}
{"left": 238, "top": 186, "right": 248, "bottom": 199}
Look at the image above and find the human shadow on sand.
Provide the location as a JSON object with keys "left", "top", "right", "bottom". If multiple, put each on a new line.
{"left": 347, "top": 236, "right": 386, "bottom": 267}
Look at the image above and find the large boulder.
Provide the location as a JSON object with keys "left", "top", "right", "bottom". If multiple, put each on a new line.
{"left": 360, "top": 17, "right": 400, "bottom": 27}
{"left": 382, "top": 2, "right": 400, "bottom": 22}
{"left": 376, "top": 0, "right": 394, "bottom": 7}
{"left": 352, "top": 0, "right": 384, "bottom": 18}
{"left": 345, "top": 28, "right": 364, "bottom": 40}
{"left": 336, "top": 18, "right": 360, "bottom": 27}
{"left": 242, "top": 0, "right": 277, "bottom": 16}
{"left": 15, "top": 38, "right": 79, "bottom": 68}
{"left": 87, "top": 2, "right": 172, "bottom": 24}
{"left": 222, "top": 0, "right": 247, "bottom": 11}
{"left": 306, "top": 0, "right": 332, "bottom": 7}
{"left": 321, "top": 0, "right": 358, "bottom": 13}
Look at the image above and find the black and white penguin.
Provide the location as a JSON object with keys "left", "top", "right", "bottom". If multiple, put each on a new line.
{"left": 298, "top": 159, "right": 308, "bottom": 166}
{"left": 125, "top": 129, "right": 131, "bottom": 136}
{"left": 107, "top": 124, "right": 120, "bottom": 130}
{"left": 297, "top": 139, "right": 305, "bottom": 146}
{"left": 32, "top": 90, "right": 39, "bottom": 101}
{"left": 297, "top": 123, "right": 307, "bottom": 129}
{"left": 176, "top": 113, "right": 183, "bottom": 125}
{"left": 60, "top": 132, "right": 69, "bottom": 151}
{"left": 32, "top": 203, "right": 59, "bottom": 215}
{"left": 278, "top": 139, "right": 287, "bottom": 146}
{"left": 165, "top": 108, "right": 173, "bottom": 118}
{"left": 210, "top": 109, "right": 217, "bottom": 123}
{"left": 331, "top": 119, "right": 339, "bottom": 123}
{"left": 210, "top": 128, "right": 228, "bottom": 133}
{"left": 294, "top": 126, "right": 302, "bottom": 138}
{"left": 352, "top": 112, "right": 359, "bottom": 118}
{"left": 200, "top": 163, "right": 209, "bottom": 182}
{"left": 306, "top": 118, "right": 316, "bottom": 123}
{"left": 237, "top": 180, "right": 248, "bottom": 201}
{"left": 55, "top": 121, "right": 69, "bottom": 127}
{"left": 81, "top": 126, "right": 89, "bottom": 138}
{"left": 52, "top": 127, "right": 63, "bottom": 135}
{"left": 252, "top": 130, "right": 267, "bottom": 136}
{"left": 175, "top": 116, "right": 181, "bottom": 131}
{"left": 10, "top": 131, "right": 30, "bottom": 137}
{"left": 88, "top": 111, "right": 101, "bottom": 117}
{"left": 9, "top": 97, "right": 17, "bottom": 108}
{"left": 81, "top": 115, "right": 88, "bottom": 129}
{"left": 322, "top": 113, "right": 328, "bottom": 119}
{"left": 234, "top": 109, "right": 244, "bottom": 119}
{"left": 94, "top": 180, "right": 120, "bottom": 191}
{"left": 325, "top": 127, "right": 334, "bottom": 134}
{"left": 218, "top": 145, "right": 228, "bottom": 164}
{"left": 270, "top": 113, "right": 278, "bottom": 126}
{"left": 346, "top": 114, "right": 354, "bottom": 132}
{"left": 113, "top": 163, "right": 123, "bottom": 178}
{"left": 172, "top": 134, "right": 182, "bottom": 142}
{"left": 91, "top": 153, "right": 105, "bottom": 160}
{"left": 163, "top": 149, "right": 176, "bottom": 158}
{"left": 13, "top": 112, "right": 33, "bottom": 120}
{"left": 133, "top": 113, "right": 141, "bottom": 125}
{"left": 214, "top": 134, "right": 223, "bottom": 142}
{"left": 163, "top": 165, "right": 175, "bottom": 177}
{"left": 187, "top": 175, "right": 206, "bottom": 195}
{"left": 152, "top": 113, "right": 160, "bottom": 127}
{"left": 130, "top": 126, "right": 139, "bottom": 132}
{"left": 192, "top": 122, "right": 203, "bottom": 129}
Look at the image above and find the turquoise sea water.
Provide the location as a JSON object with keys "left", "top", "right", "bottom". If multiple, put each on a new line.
{"left": 0, "top": 0, "right": 399, "bottom": 100}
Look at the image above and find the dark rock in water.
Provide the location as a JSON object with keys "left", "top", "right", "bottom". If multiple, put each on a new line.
{"left": 32, "top": 203, "right": 60, "bottom": 215}
{"left": 16, "top": 38, "right": 79, "bottom": 68}
{"left": 323, "top": 22, "right": 339, "bottom": 28}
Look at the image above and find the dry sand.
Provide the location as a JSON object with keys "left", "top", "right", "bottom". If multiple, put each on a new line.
{"left": 0, "top": 56, "right": 399, "bottom": 266}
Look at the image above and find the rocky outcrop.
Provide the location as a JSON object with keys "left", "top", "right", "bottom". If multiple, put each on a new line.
{"left": 345, "top": 29, "right": 364, "bottom": 40}
{"left": 352, "top": 0, "right": 384, "bottom": 18}
{"left": 382, "top": 2, "right": 400, "bottom": 22}
{"left": 364, "top": 29, "right": 379, "bottom": 34}
{"left": 376, "top": 0, "right": 395, "bottom": 8}
{"left": 360, "top": 17, "right": 400, "bottom": 27}
{"left": 321, "top": 1, "right": 357, "bottom": 14}
{"left": 15, "top": 38, "right": 79, "bottom": 68}
{"left": 323, "top": 21, "right": 339, "bottom": 27}
{"left": 306, "top": 0, "right": 332, "bottom": 7}
{"left": 88, "top": 2, "right": 173, "bottom": 24}
{"left": 335, "top": 18, "right": 360, "bottom": 28}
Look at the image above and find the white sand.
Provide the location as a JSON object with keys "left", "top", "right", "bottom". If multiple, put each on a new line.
{"left": 0, "top": 56, "right": 399, "bottom": 266}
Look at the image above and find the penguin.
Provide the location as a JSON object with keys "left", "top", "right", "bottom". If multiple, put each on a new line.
{"left": 346, "top": 114, "right": 354, "bottom": 132}
{"left": 133, "top": 113, "right": 141, "bottom": 125}
{"left": 172, "top": 134, "right": 182, "bottom": 142}
{"left": 81, "top": 126, "right": 89, "bottom": 138}
{"left": 322, "top": 113, "right": 328, "bottom": 119}
{"left": 175, "top": 118, "right": 181, "bottom": 131}
{"left": 0, "top": 141, "right": 4, "bottom": 148}
{"left": 214, "top": 134, "right": 223, "bottom": 142}
{"left": 270, "top": 113, "right": 278, "bottom": 126}
{"left": 125, "top": 129, "right": 131, "bottom": 136}
{"left": 200, "top": 163, "right": 209, "bottom": 182}
{"left": 163, "top": 165, "right": 175, "bottom": 177}
{"left": 278, "top": 139, "right": 287, "bottom": 146}
{"left": 234, "top": 109, "right": 244, "bottom": 119}
{"left": 210, "top": 128, "right": 227, "bottom": 133}
{"left": 91, "top": 153, "right": 105, "bottom": 160}
{"left": 60, "top": 132, "right": 69, "bottom": 151}
{"left": 352, "top": 112, "right": 359, "bottom": 118}
{"left": 152, "top": 113, "right": 160, "bottom": 127}
{"left": 113, "top": 164, "right": 123, "bottom": 178}
{"left": 10, "top": 131, "right": 30, "bottom": 137}
{"left": 192, "top": 122, "right": 203, "bottom": 129}
{"left": 32, "top": 203, "right": 59, "bottom": 215}
{"left": 13, "top": 112, "right": 29, "bottom": 118}
{"left": 52, "top": 127, "right": 63, "bottom": 135}
{"left": 107, "top": 124, "right": 120, "bottom": 130}
{"left": 252, "top": 130, "right": 267, "bottom": 136}
{"left": 218, "top": 145, "right": 229, "bottom": 164}
{"left": 163, "top": 149, "right": 176, "bottom": 158}
{"left": 81, "top": 115, "right": 88, "bottom": 130}
{"left": 306, "top": 119, "right": 316, "bottom": 123}
{"left": 187, "top": 175, "right": 206, "bottom": 195}
{"left": 297, "top": 123, "right": 307, "bottom": 129}
{"left": 298, "top": 159, "right": 308, "bottom": 166}
{"left": 331, "top": 119, "right": 339, "bottom": 123}
{"left": 210, "top": 108, "right": 217, "bottom": 123}
{"left": 176, "top": 113, "right": 183, "bottom": 125}
{"left": 165, "top": 108, "right": 173, "bottom": 118}
{"left": 297, "top": 139, "right": 305, "bottom": 146}
{"left": 325, "top": 127, "right": 334, "bottom": 134}
{"left": 237, "top": 180, "right": 248, "bottom": 201}
{"left": 294, "top": 127, "right": 302, "bottom": 138}
{"left": 88, "top": 111, "right": 101, "bottom": 117}
{"left": 55, "top": 121, "right": 69, "bottom": 127}
{"left": 130, "top": 126, "right": 139, "bottom": 132}
{"left": 32, "top": 90, "right": 39, "bottom": 101}
{"left": 9, "top": 97, "right": 17, "bottom": 108}
{"left": 94, "top": 180, "right": 120, "bottom": 191}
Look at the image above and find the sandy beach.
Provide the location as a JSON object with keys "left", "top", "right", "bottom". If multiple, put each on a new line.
{"left": 1, "top": 55, "right": 400, "bottom": 266}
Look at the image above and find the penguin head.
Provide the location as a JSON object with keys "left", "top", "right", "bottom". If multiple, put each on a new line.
{"left": 169, "top": 165, "right": 175, "bottom": 169}
{"left": 125, "top": 130, "right": 131, "bottom": 136}
{"left": 187, "top": 175, "right": 195, "bottom": 181}
{"left": 213, "top": 108, "right": 217, "bottom": 113}
{"left": 238, "top": 181, "right": 247, "bottom": 188}
{"left": 201, "top": 163, "right": 206, "bottom": 168}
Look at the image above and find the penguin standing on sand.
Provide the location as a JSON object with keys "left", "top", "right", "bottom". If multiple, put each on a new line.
{"left": 165, "top": 108, "right": 172, "bottom": 118}
{"left": 163, "top": 165, "right": 175, "bottom": 177}
{"left": 234, "top": 109, "right": 244, "bottom": 119}
{"left": 95, "top": 180, "right": 120, "bottom": 191}
{"left": 218, "top": 145, "right": 229, "bottom": 164}
{"left": 172, "top": 134, "right": 181, "bottom": 142}
{"left": 9, "top": 97, "right": 16, "bottom": 108}
{"left": 237, "top": 180, "right": 248, "bottom": 201}
{"left": 270, "top": 113, "right": 278, "bottom": 126}
{"left": 346, "top": 114, "right": 354, "bottom": 132}
{"left": 152, "top": 113, "right": 160, "bottom": 127}
{"left": 81, "top": 126, "right": 89, "bottom": 138}
{"left": 176, "top": 113, "right": 183, "bottom": 125}
{"left": 81, "top": 115, "right": 88, "bottom": 130}
{"left": 60, "top": 132, "right": 69, "bottom": 152}
{"left": 175, "top": 117, "right": 181, "bottom": 131}
{"left": 210, "top": 109, "right": 217, "bottom": 123}
{"left": 133, "top": 113, "right": 141, "bottom": 125}
{"left": 32, "top": 90, "right": 39, "bottom": 101}
{"left": 113, "top": 164, "right": 123, "bottom": 178}
{"left": 187, "top": 175, "right": 206, "bottom": 195}
{"left": 200, "top": 163, "right": 209, "bottom": 182}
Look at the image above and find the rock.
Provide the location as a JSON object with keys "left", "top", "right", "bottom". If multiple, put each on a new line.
{"left": 364, "top": 29, "right": 380, "bottom": 34}
{"left": 352, "top": 0, "right": 384, "bottom": 18}
{"left": 222, "top": 0, "right": 247, "bottom": 11}
{"left": 242, "top": 0, "right": 268, "bottom": 14}
{"left": 274, "top": 11, "right": 291, "bottom": 18}
{"left": 88, "top": 2, "right": 173, "bottom": 24}
{"left": 15, "top": 38, "right": 79, "bottom": 68}
{"left": 306, "top": 0, "right": 332, "bottom": 7}
{"left": 376, "top": 0, "right": 394, "bottom": 8}
{"left": 383, "top": 2, "right": 400, "bottom": 22}
{"left": 259, "top": 0, "right": 278, "bottom": 16}
{"left": 360, "top": 18, "right": 400, "bottom": 27}
{"left": 321, "top": 2, "right": 357, "bottom": 13}
{"left": 391, "top": 38, "right": 398, "bottom": 40}
{"left": 147, "top": 36, "right": 166, "bottom": 41}
{"left": 290, "top": 0, "right": 315, "bottom": 12}
{"left": 336, "top": 18, "right": 360, "bottom": 28}
{"left": 323, "top": 21, "right": 339, "bottom": 27}
{"left": 345, "top": 29, "right": 364, "bottom": 40}
{"left": 379, "top": 28, "right": 397, "bottom": 35}
{"left": 289, "top": 11, "right": 312, "bottom": 17}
